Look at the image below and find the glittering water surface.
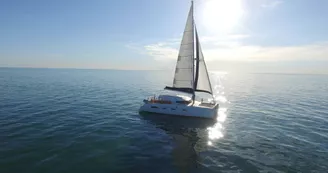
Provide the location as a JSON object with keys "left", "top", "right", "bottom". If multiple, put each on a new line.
{"left": 1, "top": 68, "right": 328, "bottom": 173}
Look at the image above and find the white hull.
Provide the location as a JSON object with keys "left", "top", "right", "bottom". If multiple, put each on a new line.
{"left": 139, "top": 99, "right": 219, "bottom": 119}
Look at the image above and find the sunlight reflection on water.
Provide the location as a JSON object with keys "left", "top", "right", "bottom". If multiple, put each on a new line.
{"left": 207, "top": 71, "right": 229, "bottom": 145}
{"left": 207, "top": 107, "right": 227, "bottom": 145}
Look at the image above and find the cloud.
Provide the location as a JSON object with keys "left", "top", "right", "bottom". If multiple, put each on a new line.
{"left": 261, "top": 0, "right": 284, "bottom": 8}
{"left": 143, "top": 43, "right": 178, "bottom": 61}
{"left": 127, "top": 35, "right": 328, "bottom": 63}
{"left": 200, "top": 34, "right": 250, "bottom": 43}
{"left": 126, "top": 41, "right": 180, "bottom": 61}
{"left": 127, "top": 34, "right": 251, "bottom": 61}
{"left": 200, "top": 42, "right": 328, "bottom": 62}
{"left": 249, "top": 42, "right": 328, "bottom": 61}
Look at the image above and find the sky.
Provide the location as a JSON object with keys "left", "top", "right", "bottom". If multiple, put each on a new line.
{"left": 1, "top": 0, "right": 328, "bottom": 74}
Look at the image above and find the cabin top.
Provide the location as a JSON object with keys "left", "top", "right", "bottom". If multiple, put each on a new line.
{"left": 158, "top": 94, "right": 191, "bottom": 102}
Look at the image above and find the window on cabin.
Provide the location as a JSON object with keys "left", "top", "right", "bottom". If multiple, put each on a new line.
{"left": 176, "top": 100, "right": 191, "bottom": 104}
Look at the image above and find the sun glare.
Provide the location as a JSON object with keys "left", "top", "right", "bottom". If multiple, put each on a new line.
{"left": 202, "top": 0, "right": 244, "bottom": 33}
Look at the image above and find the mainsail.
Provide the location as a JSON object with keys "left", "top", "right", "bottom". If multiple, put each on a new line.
{"left": 165, "top": 1, "right": 213, "bottom": 96}
{"left": 165, "top": 2, "right": 194, "bottom": 94}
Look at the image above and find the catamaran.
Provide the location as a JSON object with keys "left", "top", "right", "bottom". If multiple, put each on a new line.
{"left": 139, "top": 1, "right": 219, "bottom": 119}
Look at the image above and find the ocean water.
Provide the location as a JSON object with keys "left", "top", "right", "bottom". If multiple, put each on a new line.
{"left": 0, "top": 68, "right": 328, "bottom": 173}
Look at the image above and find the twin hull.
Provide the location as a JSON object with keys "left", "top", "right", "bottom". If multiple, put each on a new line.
{"left": 139, "top": 102, "right": 219, "bottom": 119}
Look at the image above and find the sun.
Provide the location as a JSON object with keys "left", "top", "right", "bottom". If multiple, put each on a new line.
{"left": 202, "top": 0, "right": 244, "bottom": 33}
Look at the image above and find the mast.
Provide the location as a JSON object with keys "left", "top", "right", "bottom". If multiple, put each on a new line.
{"left": 191, "top": 0, "right": 196, "bottom": 101}
{"left": 194, "top": 29, "right": 200, "bottom": 91}
{"left": 192, "top": 0, "right": 195, "bottom": 83}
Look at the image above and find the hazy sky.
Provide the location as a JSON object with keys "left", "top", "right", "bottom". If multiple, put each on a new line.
{"left": 1, "top": 0, "right": 328, "bottom": 74}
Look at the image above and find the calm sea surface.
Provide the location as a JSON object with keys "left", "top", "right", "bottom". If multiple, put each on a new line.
{"left": 0, "top": 68, "right": 328, "bottom": 173}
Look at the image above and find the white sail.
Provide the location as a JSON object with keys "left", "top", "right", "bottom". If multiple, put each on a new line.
{"left": 166, "top": 2, "right": 212, "bottom": 95}
{"left": 172, "top": 3, "right": 194, "bottom": 89}
{"left": 195, "top": 29, "right": 213, "bottom": 94}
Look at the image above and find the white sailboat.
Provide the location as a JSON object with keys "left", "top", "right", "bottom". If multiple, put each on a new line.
{"left": 139, "top": 0, "right": 219, "bottom": 119}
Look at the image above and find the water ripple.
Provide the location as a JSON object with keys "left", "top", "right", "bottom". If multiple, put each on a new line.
{"left": 1, "top": 69, "right": 328, "bottom": 172}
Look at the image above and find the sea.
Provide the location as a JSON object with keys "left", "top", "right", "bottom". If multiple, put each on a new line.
{"left": 0, "top": 67, "right": 327, "bottom": 173}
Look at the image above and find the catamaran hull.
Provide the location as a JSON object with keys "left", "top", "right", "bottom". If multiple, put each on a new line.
{"left": 139, "top": 2, "right": 218, "bottom": 120}
{"left": 139, "top": 103, "right": 219, "bottom": 119}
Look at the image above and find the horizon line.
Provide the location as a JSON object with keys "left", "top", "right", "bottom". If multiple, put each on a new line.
{"left": 1, "top": 66, "right": 327, "bottom": 76}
